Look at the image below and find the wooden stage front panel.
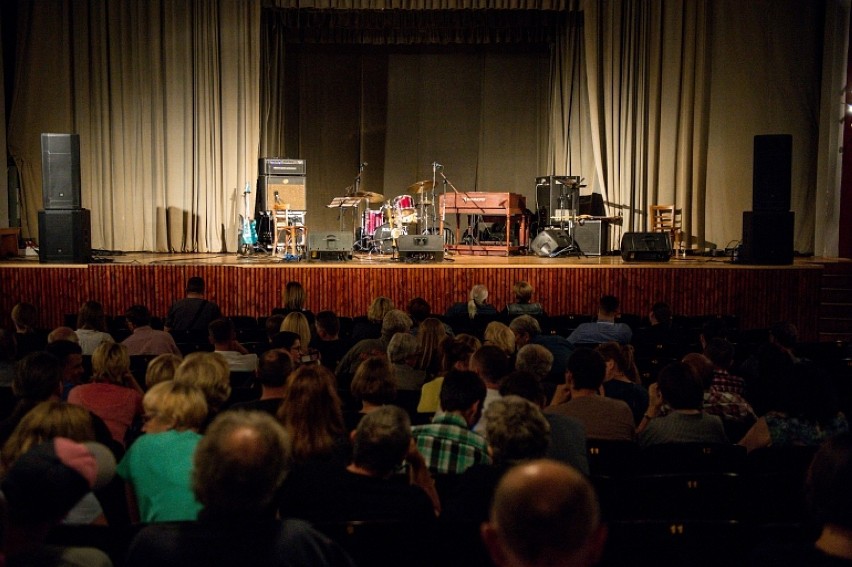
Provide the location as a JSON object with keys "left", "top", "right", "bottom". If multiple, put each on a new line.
{"left": 0, "top": 253, "right": 829, "bottom": 341}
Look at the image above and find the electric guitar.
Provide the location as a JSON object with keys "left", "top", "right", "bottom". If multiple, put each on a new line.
{"left": 238, "top": 182, "right": 258, "bottom": 255}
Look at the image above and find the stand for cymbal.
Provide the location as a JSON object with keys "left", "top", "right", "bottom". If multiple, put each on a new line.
{"left": 553, "top": 179, "right": 584, "bottom": 258}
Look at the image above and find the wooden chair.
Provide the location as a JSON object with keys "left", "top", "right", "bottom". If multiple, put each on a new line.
{"left": 649, "top": 205, "right": 683, "bottom": 251}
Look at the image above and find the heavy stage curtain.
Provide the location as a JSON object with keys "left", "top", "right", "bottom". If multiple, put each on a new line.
{"left": 5, "top": 0, "right": 836, "bottom": 254}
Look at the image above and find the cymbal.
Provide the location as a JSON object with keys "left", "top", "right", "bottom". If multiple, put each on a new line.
{"left": 353, "top": 191, "right": 385, "bottom": 204}
{"left": 407, "top": 180, "right": 434, "bottom": 194}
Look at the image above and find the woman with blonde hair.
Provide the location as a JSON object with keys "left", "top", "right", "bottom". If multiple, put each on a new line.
{"left": 272, "top": 281, "right": 315, "bottom": 325}
{"left": 484, "top": 321, "right": 516, "bottom": 357}
{"left": 2, "top": 400, "right": 106, "bottom": 525}
{"left": 350, "top": 296, "right": 394, "bottom": 343}
{"left": 174, "top": 351, "right": 232, "bottom": 423}
{"left": 280, "top": 312, "right": 312, "bottom": 354}
{"left": 117, "top": 381, "right": 207, "bottom": 522}
{"left": 67, "top": 342, "right": 143, "bottom": 446}
{"left": 277, "top": 364, "right": 349, "bottom": 467}
{"left": 416, "top": 317, "right": 449, "bottom": 375}
{"left": 144, "top": 353, "right": 182, "bottom": 389}
{"left": 75, "top": 300, "right": 114, "bottom": 355}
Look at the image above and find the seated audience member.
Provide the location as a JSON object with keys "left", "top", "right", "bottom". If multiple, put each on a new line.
{"left": 208, "top": 318, "right": 258, "bottom": 372}
{"left": 271, "top": 280, "right": 316, "bottom": 326}
{"left": 349, "top": 296, "right": 394, "bottom": 344}
{"left": 703, "top": 337, "right": 757, "bottom": 441}
{"left": 121, "top": 304, "right": 181, "bottom": 356}
{"left": 126, "top": 411, "right": 353, "bottom": 567}
{"left": 510, "top": 314, "right": 574, "bottom": 383}
{"left": 0, "top": 329, "right": 15, "bottom": 394}
{"left": 280, "top": 312, "right": 313, "bottom": 355}
{"left": 271, "top": 330, "right": 305, "bottom": 365}
{"left": 3, "top": 438, "right": 116, "bottom": 567}
{"left": 230, "top": 349, "right": 293, "bottom": 415}
{"left": 470, "top": 345, "right": 512, "bottom": 436}
{"left": 752, "top": 432, "right": 852, "bottom": 566}
{"left": 596, "top": 342, "right": 648, "bottom": 425}
{"left": 481, "top": 459, "right": 607, "bottom": 567}
{"left": 484, "top": 321, "right": 516, "bottom": 358}
{"left": 387, "top": 332, "right": 428, "bottom": 391}
{"left": 311, "top": 310, "right": 350, "bottom": 372}
{"left": 343, "top": 356, "right": 398, "bottom": 432}
{"left": 279, "top": 405, "right": 438, "bottom": 523}
{"left": 500, "top": 371, "right": 589, "bottom": 475}
{"left": 174, "top": 351, "right": 232, "bottom": 425}
{"left": 738, "top": 358, "right": 848, "bottom": 453}
{"left": 408, "top": 297, "right": 454, "bottom": 337}
{"left": 164, "top": 276, "right": 222, "bottom": 333}
{"left": 117, "top": 381, "right": 208, "bottom": 522}
{"left": 0, "top": 352, "right": 63, "bottom": 446}
{"left": 443, "top": 395, "right": 551, "bottom": 522}
{"left": 546, "top": 348, "right": 636, "bottom": 442}
{"left": 48, "top": 326, "right": 80, "bottom": 344}
{"left": 10, "top": 301, "right": 47, "bottom": 359}
{"left": 417, "top": 333, "right": 481, "bottom": 415}
{"left": 74, "top": 300, "right": 115, "bottom": 355}
{"left": 144, "top": 353, "right": 183, "bottom": 389}
{"left": 514, "top": 343, "right": 556, "bottom": 403}
{"left": 264, "top": 314, "right": 285, "bottom": 343}
{"left": 638, "top": 362, "right": 728, "bottom": 447}
{"left": 336, "top": 309, "right": 412, "bottom": 379}
{"left": 412, "top": 369, "right": 490, "bottom": 475}
{"left": 277, "top": 364, "right": 350, "bottom": 468}
{"left": 633, "top": 301, "right": 682, "bottom": 347}
{"left": 45, "top": 339, "right": 86, "bottom": 400}
{"left": 68, "top": 342, "right": 144, "bottom": 447}
{"left": 504, "top": 280, "right": 546, "bottom": 318}
{"left": 445, "top": 284, "right": 498, "bottom": 320}
{"left": 1, "top": 401, "right": 105, "bottom": 526}
{"left": 415, "top": 317, "right": 450, "bottom": 375}
{"left": 567, "top": 294, "right": 633, "bottom": 345}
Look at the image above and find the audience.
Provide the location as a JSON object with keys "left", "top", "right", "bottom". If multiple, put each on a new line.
{"left": 510, "top": 314, "right": 573, "bottom": 383}
{"left": 633, "top": 301, "right": 681, "bottom": 347}
{"left": 503, "top": 280, "right": 545, "bottom": 317}
{"left": 415, "top": 317, "right": 450, "bottom": 375}
{"left": 336, "top": 309, "right": 411, "bottom": 379}
{"left": 144, "top": 353, "right": 183, "bottom": 389}
{"left": 349, "top": 296, "right": 394, "bottom": 343}
{"left": 164, "top": 276, "right": 222, "bottom": 333}
{"left": 343, "top": 355, "right": 398, "bottom": 432}
{"left": 208, "top": 318, "right": 258, "bottom": 372}
{"left": 74, "top": 300, "right": 115, "bottom": 355}
{"left": 703, "top": 337, "right": 757, "bottom": 441}
{"left": 47, "top": 326, "right": 79, "bottom": 344}
{"left": 230, "top": 349, "right": 293, "bottom": 415}
{"left": 122, "top": 304, "right": 180, "bottom": 356}
{"left": 174, "top": 351, "right": 232, "bottom": 425}
{"left": 445, "top": 284, "right": 497, "bottom": 320}
{"left": 387, "top": 332, "right": 428, "bottom": 391}
{"left": 596, "top": 342, "right": 647, "bottom": 425}
{"left": 470, "top": 345, "right": 512, "bottom": 436}
{"left": 310, "top": 310, "right": 350, "bottom": 372}
{"left": 567, "top": 294, "right": 633, "bottom": 345}
{"left": 280, "top": 312, "right": 313, "bottom": 356}
{"left": 45, "top": 339, "right": 86, "bottom": 400}
{"left": 417, "top": 333, "right": 481, "bottom": 415}
{"left": 10, "top": 301, "right": 47, "bottom": 359}
{"left": 271, "top": 280, "right": 316, "bottom": 326}
{"left": 483, "top": 321, "right": 516, "bottom": 358}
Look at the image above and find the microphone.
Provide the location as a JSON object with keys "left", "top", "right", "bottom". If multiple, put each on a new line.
{"left": 432, "top": 162, "right": 443, "bottom": 169}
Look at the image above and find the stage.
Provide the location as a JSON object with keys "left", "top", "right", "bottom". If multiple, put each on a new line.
{"left": 2, "top": 249, "right": 846, "bottom": 343}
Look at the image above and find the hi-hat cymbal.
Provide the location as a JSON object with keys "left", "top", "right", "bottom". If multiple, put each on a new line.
{"left": 407, "top": 180, "right": 434, "bottom": 194}
{"left": 353, "top": 191, "right": 385, "bottom": 204}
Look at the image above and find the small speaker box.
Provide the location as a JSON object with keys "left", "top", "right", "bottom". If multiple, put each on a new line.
{"left": 620, "top": 232, "right": 671, "bottom": 262}
{"left": 308, "top": 231, "right": 353, "bottom": 261}
{"left": 397, "top": 234, "right": 444, "bottom": 262}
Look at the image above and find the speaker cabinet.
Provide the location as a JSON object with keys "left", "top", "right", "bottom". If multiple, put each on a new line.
{"left": 397, "top": 234, "right": 444, "bottom": 262}
{"left": 41, "top": 133, "right": 81, "bottom": 209}
{"left": 530, "top": 229, "right": 573, "bottom": 257}
{"left": 308, "top": 231, "right": 353, "bottom": 261}
{"left": 38, "top": 209, "right": 91, "bottom": 264}
{"left": 620, "top": 232, "right": 671, "bottom": 262}
{"left": 740, "top": 211, "right": 794, "bottom": 265}
{"left": 571, "top": 220, "right": 609, "bottom": 256}
{"left": 753, "top": 134, "right": 792, "bottom": 212}
{"left": 257, "top": 175, "right": 306, "bottom": 212}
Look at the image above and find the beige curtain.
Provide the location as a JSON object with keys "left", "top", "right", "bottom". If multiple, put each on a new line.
{"left": 8, "top": 0, "right": 261, "bottom": 253}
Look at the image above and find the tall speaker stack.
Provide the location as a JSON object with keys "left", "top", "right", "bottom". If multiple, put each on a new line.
{"left": 38, "top": 133, "right": 91, "bottom": 263}
{"left": 739, "top": 134, "right": 794, "bottom": 265}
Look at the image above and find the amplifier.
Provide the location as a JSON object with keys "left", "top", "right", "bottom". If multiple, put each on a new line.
{"left": 397, "top": 234, "right": 444, "bottom": 262}
{"left": 257, "top": 175, "right": 306, "bottom": 211}
{"left": 620, "top": 232, "right": 671, "bottom": 262}
{"left": 571, "top": 220, "right": 609, "bottom": 256}
{"left": 308, "top": 231, "right": 353, "bottom": 261}
{"left": 258, "top": 158, "right": 306, "bottom": 176}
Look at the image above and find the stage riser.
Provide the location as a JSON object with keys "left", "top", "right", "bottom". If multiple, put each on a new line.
{"left": 0, "top": 263, "right": 823, "bottom": 341}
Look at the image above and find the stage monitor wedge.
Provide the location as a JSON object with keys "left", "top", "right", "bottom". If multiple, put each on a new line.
{"left": 530, "top": 229, "right": 573, "bottom": 257}
{"left": 308, "top": 231, "right": 353, "bottom": 261}
{"left": 397, "top": 234, "right": 444, "bottom": 262}
{"left": 41, "top": 133, "right": 82, "bottom": 209}
{"left": 620, "top": 232, "right": 671, "bottom": 262}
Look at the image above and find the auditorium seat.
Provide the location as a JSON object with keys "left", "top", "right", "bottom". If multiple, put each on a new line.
{"left": 745, "top": 445, "right": 818, "bottom": 527}
{"left": 314, "top": 520, "right": 446, "bottom": 567}
{"left": 636, "top": 443, "right": 747, "bottom": 475}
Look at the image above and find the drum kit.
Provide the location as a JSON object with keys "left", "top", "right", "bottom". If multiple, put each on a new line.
{"left": 354, "top": 180, "right": 436, "bottom": 254}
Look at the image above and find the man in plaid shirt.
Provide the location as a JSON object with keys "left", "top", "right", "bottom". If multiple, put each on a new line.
{"left": 703, "top": 338, "right": 757, "bottom": 440}
{"left": 412, "top": 370, "right": 491, "bottom": 475}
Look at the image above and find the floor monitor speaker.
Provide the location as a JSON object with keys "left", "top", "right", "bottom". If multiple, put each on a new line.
{"left": 38, "top": 209, "right": 91, "bottom": 264}
{"left": 397, "top": 234, "right": 444, "bottom": 262}
{"left": 530, "top": 229, "right": 573, "bottom": 257}
{"left": 753, "top": 134, "right": 792, "bottom": 212}
{"left": 740, "top": 211, "right": 794, "bottom": 265}
{"left": 620, "top": 232, "right": 671, "bottom": 262}
{"left": 308, "top": 231, "right": 353, "bottom": 261}
{"left": 41, "top": 133, "right": 81, "bottom": 209}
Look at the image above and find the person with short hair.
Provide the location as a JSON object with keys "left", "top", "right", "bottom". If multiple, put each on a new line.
{"left": 387, "top": 332, "right": 428, "bottom": 391}
{"left": 504, "top": 281, "right": 545, "bottom": 318}
{"left": 174, "top": 351, "right": 232, "bottom": 424}
{"left": 510, "top": 314, "right": 574, "bottom": 383}
{"left": 470, "top": 345, "right": 512, "bottom": 436}
{"left": 311, "top": 310, "right": 350, "bottom": 372}
{"left": 567, "top": 295, "right": 633, "bottom": 345}
{"left": 484, "top": 321, "right": 516, "bottom": 358}
{"left": 45, "top": 339, "right": 86, "bottom": 400}
{"left": 144, "top": 353, "right": 183, "bottom": 389}
{"left": 10, "top": 302, "right": 47, "bottom": 359}
{"left": 117, "top": 381, "right": 208, "bottom": 523}
{"left": 481, "top": 459, "right": 607, "bottom": 567}
{"left": 47, "top": 326, "right": 79, "bottom": 344}
{"left": 0, "top": 352, "right": 63, "bottom": 447}
{"left": 122, "top": 304, "right": 181, "bottom": 356}
{"left": 126, "top": 410, "right": 354, "bottom": 567}
{"left": 344, "top": 356, "right": 397, "bottom": 432}
{"left": 335, "top": 309, "right": 412, "bottom": 379}
{"left": 230, "top": 349, "right": 293, "bottom": 415}
{"left": 164, "top": 276, "right": 222, "bottom": 334}
{"left": 208, "top": 318, "right": 258, "bottom": 372}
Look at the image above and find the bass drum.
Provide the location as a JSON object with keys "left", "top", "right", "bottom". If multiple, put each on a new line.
{"left": 374, "top": 223, "right": 406, "bottom": 254}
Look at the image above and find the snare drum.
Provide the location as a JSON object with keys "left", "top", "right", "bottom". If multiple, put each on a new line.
{"left": 362, "top": 210, "right": 384, "bottom": 236}
{"left": 393, "top": 195, "right": 416, "bottom": 216}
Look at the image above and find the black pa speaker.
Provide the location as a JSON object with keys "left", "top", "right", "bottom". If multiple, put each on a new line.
{"left": 572, "top": 220, "right": 609, "bottom": 256}
{"left": 397, "top": 235, "right": 444, "bottom": 262}
{"left": 740, "top": 211, "right": 794, "bottom": 265}
{"left": 41, "top": 133, "right": 82, "bottom": 209}
{"left": 620, "top": 232, "right": 671, "bottom": 262}
{"left": 38, "top": 209, "right": 91, "bottom": 264}
{"left": 753, "top": 134, "right": 792, "bottom": 212}
{"left": 308, "top": 231, "right": 353, "bottom": 261}
{"left": 530, "top": 229, "right": 573, "bottom": 257}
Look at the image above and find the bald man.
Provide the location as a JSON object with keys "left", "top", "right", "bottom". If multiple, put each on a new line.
{"left": 481, "top": 459, "right": 607, "bottom": 567}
